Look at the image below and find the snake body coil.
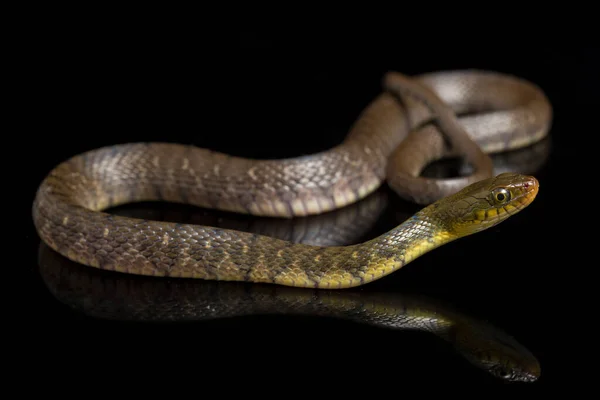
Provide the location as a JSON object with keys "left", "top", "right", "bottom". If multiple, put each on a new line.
{"left": 32, "top": 70, "right": 551, "bottom": 288}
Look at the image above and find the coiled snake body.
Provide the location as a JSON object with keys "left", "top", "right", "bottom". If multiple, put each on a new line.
{"left": 32, "top": 70, "right": 552, "bottom": 288}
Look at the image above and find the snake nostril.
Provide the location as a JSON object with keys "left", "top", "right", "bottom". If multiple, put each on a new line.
{"left": 523, "top": 176, "right": 539, "bottom": 192}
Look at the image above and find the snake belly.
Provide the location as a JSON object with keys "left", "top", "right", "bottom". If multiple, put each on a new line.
{"left": 32, "top": 70, "right": 551, "bottom": 288}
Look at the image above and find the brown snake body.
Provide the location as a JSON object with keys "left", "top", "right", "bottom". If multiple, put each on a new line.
{"left": 32, "top": 70, "right": 552, "bottom": 288}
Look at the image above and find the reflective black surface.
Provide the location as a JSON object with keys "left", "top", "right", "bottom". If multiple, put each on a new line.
{"left": 38, "top": 239, "right": 542, "bottom": 383}
{"left": 19, "top": 34, "right": 594, "bottom": 392}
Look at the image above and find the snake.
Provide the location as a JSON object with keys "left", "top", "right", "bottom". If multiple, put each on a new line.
{"left": 38, "top": 242, "right": 541, "bottom": 382}
{"left": 32, "top": 70, "right": 552, "bottom": 289}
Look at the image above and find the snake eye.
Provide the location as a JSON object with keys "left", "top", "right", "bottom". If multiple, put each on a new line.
{"left": 491, "top": 188, "right": 511, "bottom": 204}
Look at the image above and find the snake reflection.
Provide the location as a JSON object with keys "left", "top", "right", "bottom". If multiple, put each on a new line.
{"left": 39, "top": 242, "right": 540, "bottom": 383}
{"left": 38, "top": 141, "right": 548, "bottom": 382}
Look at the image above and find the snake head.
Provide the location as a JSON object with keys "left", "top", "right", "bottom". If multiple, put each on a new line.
{"left": 437, "top": 172, "right": 539, "bottom": 236}
{"left": 451, "top": 322, "right": 541, "bottom": 382}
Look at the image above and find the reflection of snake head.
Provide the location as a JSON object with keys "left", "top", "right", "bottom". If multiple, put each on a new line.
{"left": 437, "top": 172, "right": 539, "bottom": 236}
{"left": 451, "top": 322, "right": 541, "bottom": 382}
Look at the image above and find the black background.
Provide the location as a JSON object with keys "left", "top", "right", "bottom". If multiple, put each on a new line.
{"left": 16, "top": 20, "right": 595, "bottom": 394}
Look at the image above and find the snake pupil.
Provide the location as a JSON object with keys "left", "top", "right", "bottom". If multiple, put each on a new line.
{"left": 497, "top": 193, "right": 505, "bottom": 201}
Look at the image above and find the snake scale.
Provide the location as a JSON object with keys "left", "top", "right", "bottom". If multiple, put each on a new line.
{"left": 32, "top": 70, "right": 552, "bottom": 289}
